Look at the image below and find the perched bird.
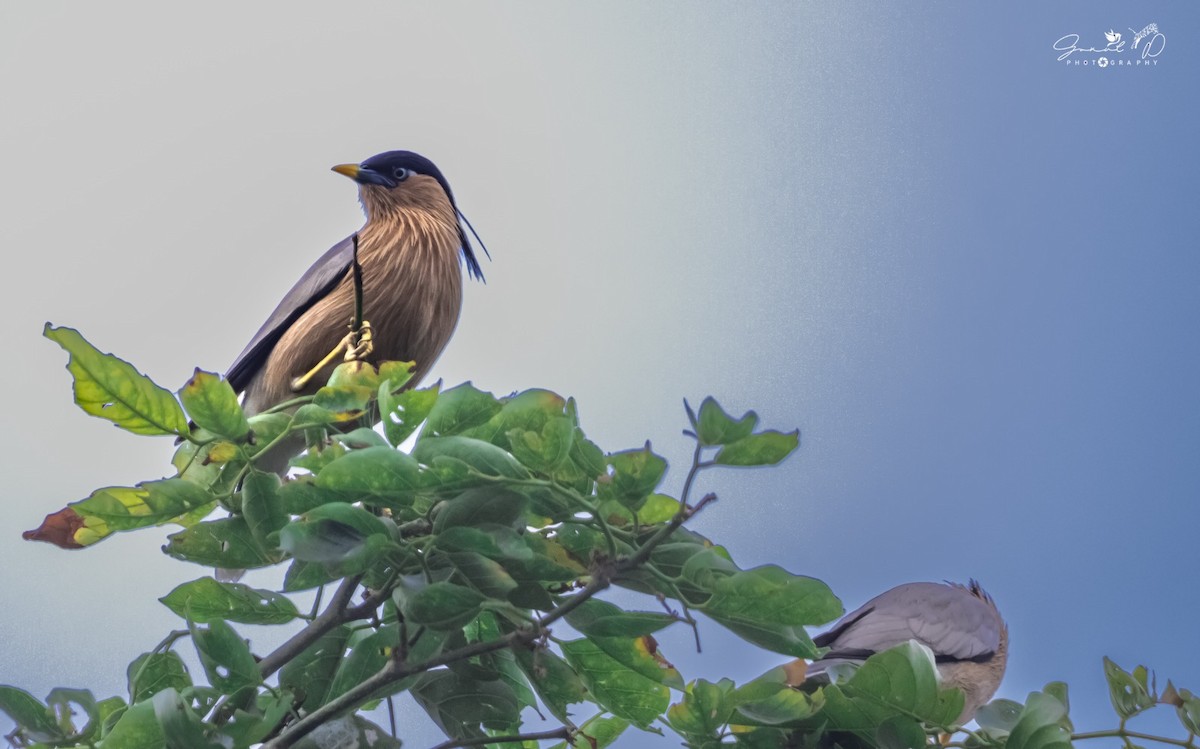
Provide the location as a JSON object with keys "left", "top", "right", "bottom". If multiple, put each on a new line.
{"left": 225, "top": 150, "right": 484, "bottom": 471}
{"left": 789, "top": 580, "right": 1007, "bottom": 724}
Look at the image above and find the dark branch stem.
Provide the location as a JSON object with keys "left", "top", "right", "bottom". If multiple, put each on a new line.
{"left": 264, "top": 440, "right": 719, "bottom": 747}
{"left": 267, "top": 548, "right": 662, "bottom": 746}
{"left": 429, "top": 726, "right": 573, "bottom": 749}
{"left": 257, "top": 575, "right": 389, "bottom": 679}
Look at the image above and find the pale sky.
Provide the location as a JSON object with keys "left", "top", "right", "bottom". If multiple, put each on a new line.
{"left": 1, "top": 3, "right": 1197, "bottom": 747}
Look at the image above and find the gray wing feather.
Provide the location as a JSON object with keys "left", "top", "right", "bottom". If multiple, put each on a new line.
{"left": 225, "top": 235, "right": 355, "bottom": 393}
{"left": 815, "top": 582, "right": 1001, "bottom": 665}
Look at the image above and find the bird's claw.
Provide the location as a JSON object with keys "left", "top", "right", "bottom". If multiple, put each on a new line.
{"left": 345, "top": 320, "right": 374, "bottom": 362}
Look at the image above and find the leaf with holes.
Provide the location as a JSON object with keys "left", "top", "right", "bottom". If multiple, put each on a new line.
{"left": 159, "top": 577, "right": 299, "bottom": 624}
{"left": 45, "top": 324, "right": 189, "bottom": 436}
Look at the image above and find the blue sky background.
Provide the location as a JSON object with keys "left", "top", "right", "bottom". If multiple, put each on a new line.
{"left": 1, "top": 3, "right": 1196, "bottom": 747}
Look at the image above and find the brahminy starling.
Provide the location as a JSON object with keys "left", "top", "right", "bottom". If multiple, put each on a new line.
{"left": 224, "top": 150, "right": 484, "bottom": 471}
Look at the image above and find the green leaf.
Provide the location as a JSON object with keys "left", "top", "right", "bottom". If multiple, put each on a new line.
{"left": 974, "top": 698, "right": 1024, "bottom": 735}
{"left": 448, "top": 551, "right": 520, "bottom": 600}
{"left": 601, "top": 443, "right": 668, "bottom": 509}
{"left": 423, "top": 382, "right": 502, "bottom": 437}
{"left": 568, "top": 430, "right": 608, "bottom": 481}
{"left": 245, "top": 412, "right": 292, "bottom": 453}
{"left": 0, "top": 686, "right": 61, "bottom": 743}
{"left": 584, "top": 635, "right": 684, "bottom": 690}
{"left": 822, "top": 642, "right": 965, "bottom": 734}
{"left": 282, "top": 559, "right": 341, "bottom": 592}
{"left": 189, "top": 619, "right": 260, "bottom": 693}
{"left": 414, "top": 436, "right": 529, "bottom": 479}
{"left": 279, "top": 625, "right": 352, "bottom": 713}
{"left": 315, "top": 445, "right": 421, "bottom": 507}
{"left": 159, "top": 577, "right": 299, "bottom": 624}
{"left": 376, "top": 360, "right": 416, "bottom": 390}
{"left": 732, "top": 675, "right": 823, "bottom": 726}
{"left": 380, "top": 383, "right": 440, "bottom": 447}
{"left": 482, "top": 388, "right": 571, "bottom": 439}
{"left": 220, "top": 688, "right": 295, "bottom": 747}
{"left": 290, "top": 402, "right": 338, "bottom": 428}
{"left": 334, "top": 427, "right": 391, "bottom": 449}
{"left": 277, "top": 502, "right": 391, "bottom": 563}
{"left": 241, "top": 469, "right": 287, "bottom": 552}
{"left": 514, "top": 646, "right": 588, "bottom": 724}
{"left": 72, "top": 479, "right": 214, "bottom": 534}
{"left": 96, "top": 696, "right": 127, "bottom": 737}
{"left": 277, "top": 477, "right": 341, "bottom": 515}
{"left": 507, "top": 415, "right": 575, "bottom": 474}
{"left": 668, "top": 678, "right": 736, "bottom": 738}
{"left": 697, "top": 564, "right": 841, "bottom": 658}
{"left": 875, "top": 715, "right": 928, "bottom": 749}
{"left": 43, "top": 688, "right": 100, "bottom": 743}
{"left": 292, "top": 716, "right": 403, "bottom": 749}
{"left": 435, "top": 525, "right": 534, "bottom": 563}
{"left": 127, "top": 651, "right": 192, "bottom": 703}
{"left": 1169, "top": 685, "right": 1200, "bottom": 735}
{"left": 401, "top": 582, "right": 486, "bottom": 630}
{"left": 312, "top": 383, "right": 371, "bottom": 421}
{"left": 164, "top": 517, "right": 282, "bottom": 569}
{"left": 1006, "top": 691, "right": 1073, "bottom": 749}
{"left": 637, "top": 493, "right": 681, "bottom": 525}
{"left": 566, "top": 599, "right": 678, "bottom": 638}
{"left": 101, "top": 699, "right": 165, "bottom": 749}
{"left": 171, "top": 439, "right": 223, "bottom": 487}
{"left": 466, "top": 618, "right": 539, "bottom": 714}
{"left": 696, "top": 397, "right": 758, "bottom": 446}
{"left": 411, "top": 671, "right": 521, "bottom": 740}
{"left": 1103, "top": 657, "right": 1156, "bottom": 720}
{"left": 151, "top": 688, "right": 227, "bottom": 749}
{"left": 565, "top": 714, "right": 630, "bottom": 749}
{"left": 714, "top": 430, "right": 800, "bottom": 466}
{"left": 45, "top": 324, "right": 190, "bottom": 436}
{"left": 326, "top": 626, "right": 400, "bottom": 701}
{"left": 1042, "top": 681, "right": 1070, "bottom": 717}
{"left": 434, "top": 486, "right": 529, "bottom": 531}
{"left": 178, "top": 368, "right": 250, "bottom": 441}
{"left": 561, "top": 638, "right": 670, "bottom": 728}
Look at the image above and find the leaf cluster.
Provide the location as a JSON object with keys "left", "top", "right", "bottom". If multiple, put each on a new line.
{"left": 5, "top": 327, "right": 1197, "bottom": 749}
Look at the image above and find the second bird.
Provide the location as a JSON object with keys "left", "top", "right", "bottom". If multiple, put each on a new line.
{"left": 225, "top": 150, "right": 485, "bottom": 471}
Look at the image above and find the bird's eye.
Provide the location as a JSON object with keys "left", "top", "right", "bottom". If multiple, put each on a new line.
{"left": 392, "top": 167, "right": 412, "bottom": 182}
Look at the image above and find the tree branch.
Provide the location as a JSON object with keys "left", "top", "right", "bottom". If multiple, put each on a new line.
{"left": 265, "top": 445, "right": 720, "bottom": 747}
{"left": 1072, "top": 729, "right": 1197, "bottom": 748}
{"left": 257, "top": 574, "right": 389, "bottom": 679}
{"left": 429, "top": 726, "right": 573, "bottom": 749}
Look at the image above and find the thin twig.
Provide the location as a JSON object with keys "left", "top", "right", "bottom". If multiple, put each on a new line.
{"left": 429, "top": 726, "right": 573, "bottom": 749}
{"left": 1072, "top": 729, "right": 1198, "bottom": 748}
{"left": 265, "top": 440, "right": 720, "bottom": 747}
{"left": 267, "top": 570, "right": 628, "bottom": 746}
{"left": 257, "top": 575, "right": 392, "bottom": 679}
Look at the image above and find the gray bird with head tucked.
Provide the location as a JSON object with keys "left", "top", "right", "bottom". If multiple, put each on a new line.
{"left": 225, "top": 150, "right": 484, "bottom": 472}
{"left": 788, "top": 580, "right": 1008, "bottom": 724}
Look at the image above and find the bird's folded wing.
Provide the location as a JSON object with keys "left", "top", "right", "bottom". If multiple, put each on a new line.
{"left": 815, "top": 583, "right": 1001, "bottom": 663}
{"left": 225, "top": 235, "right": 355, "bottom": 393}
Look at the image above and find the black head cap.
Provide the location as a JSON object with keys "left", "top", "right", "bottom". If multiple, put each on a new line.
{"left": 358, "top": 150, "right": 487, "bottom": 281}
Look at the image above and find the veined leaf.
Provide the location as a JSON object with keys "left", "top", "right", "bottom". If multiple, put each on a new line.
{"left": 45, "top": 324, "right": 189, "bottom": 436}
{"left": 159, "top": 577, "right": 299, "bottom": 624}
{"left": 178, "top": 369, "right": 250, "bottom": 441}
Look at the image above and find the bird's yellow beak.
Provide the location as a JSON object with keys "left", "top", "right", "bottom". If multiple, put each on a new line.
{"left": 331, "top": 164, "right": 361, "bottom": 180}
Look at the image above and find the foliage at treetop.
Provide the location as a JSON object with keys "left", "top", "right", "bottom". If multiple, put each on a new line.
{"left": 3, "top": 324, "right": 1197, "bottom": 749}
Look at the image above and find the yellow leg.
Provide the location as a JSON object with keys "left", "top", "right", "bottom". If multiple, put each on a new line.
{"left": 288, "top": 317, "right": 375, "bottom": 392}
{"left": 289, "top": 333, "right": 352, "bottom": 391}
